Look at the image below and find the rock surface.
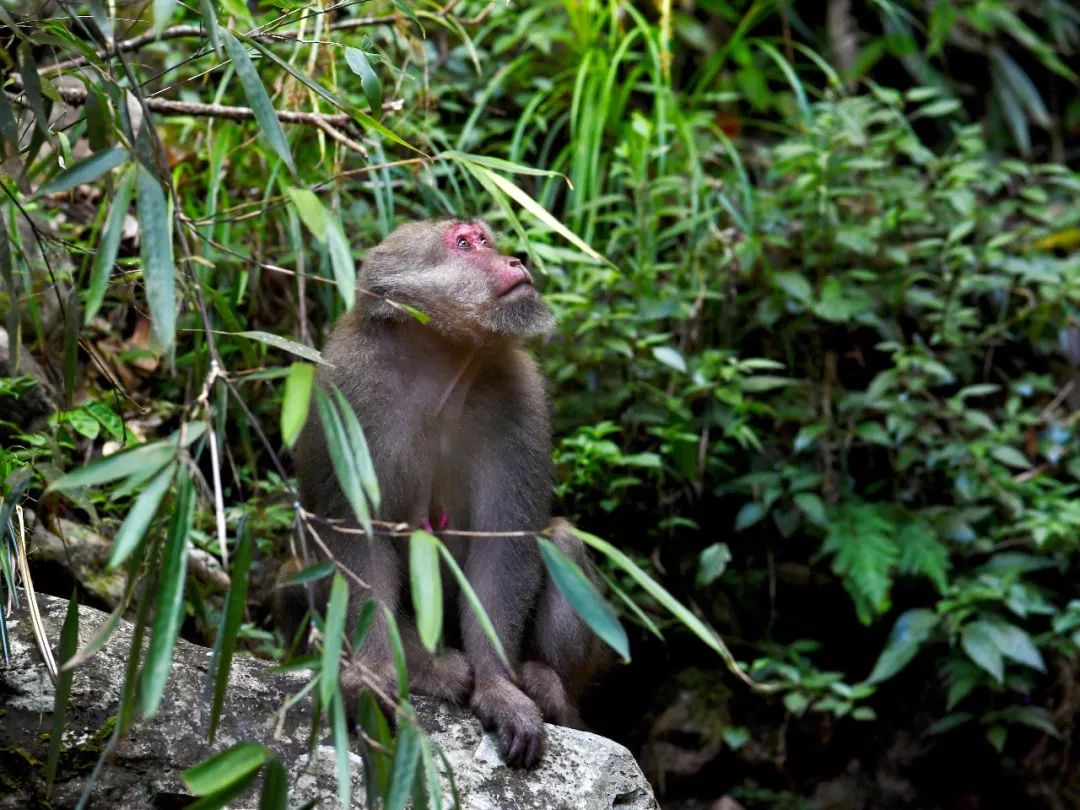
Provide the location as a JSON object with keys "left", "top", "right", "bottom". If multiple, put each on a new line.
{"left": 1, "top": 591, "right": 658, "bottom": 809}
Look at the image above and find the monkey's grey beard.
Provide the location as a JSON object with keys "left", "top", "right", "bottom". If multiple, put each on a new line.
{"left": 480, "top": 294, "right": 555, "bottom": 338}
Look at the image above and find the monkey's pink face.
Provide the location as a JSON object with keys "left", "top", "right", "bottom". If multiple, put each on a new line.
{"left": 443, "top": 223, "right": 535, "bottom": 299}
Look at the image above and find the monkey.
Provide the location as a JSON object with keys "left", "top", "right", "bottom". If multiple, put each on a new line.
{"left": 291, "top": 218, "right": 601, "bottom": 768}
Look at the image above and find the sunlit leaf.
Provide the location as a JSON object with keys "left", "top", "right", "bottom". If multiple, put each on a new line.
{"left": 237, "top": 331, "right": 325, "bottom": 364}
{"left": 409, "top": 530, "right": 443, "bottom": 653}
{"left": 344, "top": 47, "right": 382, "bottom": 114}
{"left": 281, "top": 362, "right": 315, "bottom": 448}
{"left": 183, "top": 742, "right": 268, "bottom": 795}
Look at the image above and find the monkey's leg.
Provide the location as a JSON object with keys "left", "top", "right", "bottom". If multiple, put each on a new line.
{"left": 401, "top": 629, "right": 473, "bottom": 704}
{"left": 338, "top": 536, "right": 402, "bottom": 720}
{"left": 462, "top": 536, "right": 546, "bottom": 769}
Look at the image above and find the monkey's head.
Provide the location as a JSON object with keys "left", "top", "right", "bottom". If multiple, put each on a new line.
{"left": 359, "top": 219, "right": 555, "bottom": 342}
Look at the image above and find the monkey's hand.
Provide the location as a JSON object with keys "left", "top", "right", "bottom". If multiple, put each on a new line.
{"left": 471, "top": 676, "right": 545, "bottom": 768}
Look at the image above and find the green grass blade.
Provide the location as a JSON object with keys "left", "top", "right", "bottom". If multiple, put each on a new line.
{"left": 108, "top": 462, "right": 175, "bottom": 569}
{"left": 135, "top": 164, "right": 176, "bottom": 353}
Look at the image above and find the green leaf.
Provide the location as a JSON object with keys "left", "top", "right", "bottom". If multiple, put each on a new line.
{"left": 315, "top": 387, "right": 371, "bottom": 537}
{"left": 418, "top": 734, "right": 444, "bottom": 810}
{"left": 259, "top": 757, "right": 288, "bottom": 810}
{"left": 793, "top": 492, "right": 827, "bottom": 526}
{"left": 153, "top": 0, "right": 178, "bottom": 34}
{"left": 696, "top": 542, "right": 732, "bottom": 587}
{"left": 986, "top": 621, "right": 1045, "bottom": 672}
{"left": 572, "top": 528, "right": 730, "bottom": 660}
{"left": 283, "top": 186, "right": 329, "bottom": 240}
{"left": 183, "top": 742, "right": 268, "bottom": 795}
{"left": 409, "top": 530, "right": 444, "bottom": 653}
{"left": 868, "top": 608, "right": 938, "bottom": 683}
{"left": 436, "top": 543, "right": 510, "bottom": 670}
{"left": 734, "top": 502, "right": 765, "bottom": 531}
{"left": 221, "top": 30, "right": 295, "bottom": 173}
{"left": 897, "top": 521, "right": 950, "bottom": 594}
{"left": 344, "top": 47, "right": 382, "bottom": 114}
{"left": 139, "top": 471, "right": 195, "bottom": 716}
{"left": 326, "top": 219, "right": 357, "bottom": 310}
{"left": 821, "top": 503, "right": 899, "bottom": 624}
{"left": 82, "top": 399, "right": 126, "bottom": 442}
{"left": 208, "top": 521, "right": 253, "bottom": 742}
{"left": 47, "top": 440, "right": 177, "bottom": 492}
{"left": 237, "top": 331, "right": 325, "bottom": 364}
{"left": 320, "top": 573, "right": 349, "bottom": 708}
{"left": 18, "top": 42, "right": 49, "bottom": 136}
{"left": 108, "top": 463, "right": 176, "bottom": 569}
{"left": 331, "top": 687, "right": 352, "bottom": 809}
{"left": 960, "top": 620, "right": 1004, "bottom": 683}
{"left": 773, "top": 271, "right": 813, "bottom": 304}
{"left": 135, "top": 164, "right": 176, "bottom": 353}
{"left": 287, "top": 560, "right": 335, "bottom": 585}
{"left": 539, "top": 537, "right": 629, "bottom": 660}
{"left": 330, "top": 386, "right": 380, "bottom": 511}
{"left": 454, "top": 157, "right": 606, "bottom": 264}
{"left": 651, "top": 346, "right": 687, "bottom": 373}
{"left": 35, "top": 148, "right": 128, "bottom": 198}
{"left": 45, "top": 592, "right": 79, "bottom": 789}
{"left": 67, "top": 407, "right": 100, "bottom": 439}
{"left": 386, "top": 722, "right": 422, "bottom": 810}
{"left": 991, "top": 446, "right": 1031, "bottom": 470}
{"left": 281, "top": 363, "right": 315, "bottom": 449}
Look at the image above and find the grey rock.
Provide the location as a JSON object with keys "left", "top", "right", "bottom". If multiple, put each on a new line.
{"left": 1, "top": 590, "right": 657, "bottom": 809}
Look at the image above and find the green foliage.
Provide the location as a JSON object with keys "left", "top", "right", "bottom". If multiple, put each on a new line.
{"left": 3, "top": 0, "right": 1080, "bottom": 805}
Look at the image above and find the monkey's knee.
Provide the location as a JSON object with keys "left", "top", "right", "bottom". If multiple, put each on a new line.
{"left": 520, "top": 660, "right": 581, "bottom": 728}
{"left": 410, "top": 648, "right": 473, "bottom": 704}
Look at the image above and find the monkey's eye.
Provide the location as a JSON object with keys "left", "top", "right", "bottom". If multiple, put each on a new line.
{"left": 479, "top": 236, "right": 489, "bottom": 247}
{"left": 456, "top": 236, "right": 471, "bottom": 250}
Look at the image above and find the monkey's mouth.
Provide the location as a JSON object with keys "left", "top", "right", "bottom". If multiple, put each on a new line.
{"left": 500, "top": 278, "right": 534, "bottom": 298}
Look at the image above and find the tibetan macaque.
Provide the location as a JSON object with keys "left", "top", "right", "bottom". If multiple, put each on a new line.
{"left": 292, "top": 219, "right": 600, "bottom": 768}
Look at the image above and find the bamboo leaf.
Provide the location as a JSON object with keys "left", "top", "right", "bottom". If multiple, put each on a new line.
{"left": 258, "top": 757, "right": 287, "bottom": 810}
{"left": 314, "top": 387, "right": 373, "bottom": 539}
{"left": 86, "top": 165, "right": 136, "bottom": 323}
{"left": 221, "top": 30, "right": 295, "bottom": 172}
{"left": 330, "top": 386, "right": 380, "bottom": 510}
{"left": 320, "top": 573, "right": 348, "bottom": 708}
{"left": 45, "top": 592, "right": 79, "bottom": 790}
{"left": 344, "top": 47, "right": 383, "bottom": 114}
{"left": 281, "top": 363, "right": 315, "bottom": 448}
{"left": 283, "top": 186, "right": 328, "bottom": 241}
{"left": 409, "top": 530, "right": 443, "bottom": 653}
{"left": 387, "top": 722, "right": 422, "bottom": 810}
{"left": 236, "top": 331, "right": 326, "bottom": 364}
{"left": 108, "top": 462, "right": 176, "bottom": 569}
{"left": 47, "top": 441, "right": 176, "bottom": 492}
{"left": 538, "top": 538, "right": 629, "bottom": 660}
{"left": 331, "top": 687, "right": 352, "bottom": 809}
{"left": 35, "top": 148, "right": 128, "bottom": 198}
{"left": 135, "top": 164, "right": 176, "bottom": 352}
{"left": 436, "top": 543, "right": 510, "bottom": 670}
{"left": 208, "top": 520, "right": 253, "bottom": 743}
{"left": 153, "top": 0, "right": 178, "bottom": 34}
{"left": 326, "top": 219, "right": 357, "bottom": 309}
{"left": 183, "top": 742, "right": 268, "bottom": 795}
{"left": 138, "top": 471, "right": 194, "bottom": 716}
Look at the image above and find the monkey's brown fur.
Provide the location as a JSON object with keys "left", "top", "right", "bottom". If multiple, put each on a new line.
{"left": 291, "top": 219, "right": 600, "bottom": 768}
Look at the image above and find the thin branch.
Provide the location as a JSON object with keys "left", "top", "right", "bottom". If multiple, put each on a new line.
{"left": 8, "top": 82, "right": 353, "bottom": 127}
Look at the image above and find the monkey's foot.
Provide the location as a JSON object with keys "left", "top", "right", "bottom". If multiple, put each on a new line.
{"left": 520, "top": 660, "right": 581, "bottom": 728}
{"left": 471, "top": 676, "right": 545, "bottom": 769}
{"left": 340, "top": 656, "right": 398, "bottom": 727}
{"left": 411, "top": 648, "right": 473, "bottom": 704}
